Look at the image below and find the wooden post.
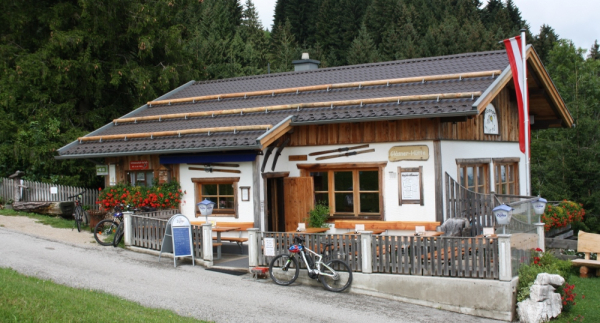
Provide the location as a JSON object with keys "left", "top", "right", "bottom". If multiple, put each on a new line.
{"left": 248, "top": 228, "right": 259, "bottom": 267}
{"left": 534, "top": 222, "right": 545, "bottom": 252}
{"left": 497, "top": 234, "right": 512, "bottom": 281}
{"left": 202, "top": 224, "right": 213, "bottom": 263}
{"left": 360, "top": 231, "right": 373, "bottom": 274}
{"left": 123, "top": 211, "right": 133, "bottom": 247}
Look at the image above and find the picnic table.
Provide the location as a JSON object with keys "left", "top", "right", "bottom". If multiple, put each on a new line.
{"left": 212, "top": 226, "right": 240, "bottom": 259}
{"left": 286, "top": 227, "right": 330, "bottom": 233}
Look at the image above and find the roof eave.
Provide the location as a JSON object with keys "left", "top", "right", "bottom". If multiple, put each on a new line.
{"left": 54, "top": 144, "right": 262, "bottom": 160}
{"left": 290, "top": 110, "right": 479, "bottom": 126}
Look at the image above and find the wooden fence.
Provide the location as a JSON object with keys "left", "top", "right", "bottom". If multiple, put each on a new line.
{"left": 1, "top": 178, "right": 99, "bottom": 209}
{"left": 130, "top": 215, "right": 204, "bottom": 259}
{"left": 445, "top": 172, "right": 497, "bottom": 236}
{"left": 257, "top": 232, "right": 498, "bottom": 279}
{"left": 133, "top": 208, "right": 179, "bottom": 219}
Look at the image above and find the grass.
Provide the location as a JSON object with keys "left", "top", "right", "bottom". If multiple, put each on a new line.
{"left": 1, "top": 208, "right": 90, "bottom": 231}
{"left": 554, "top": 275, "right": 600, "bottom": 322}
{"left": 0, "top": 267, "right": 208, "bottom": 322}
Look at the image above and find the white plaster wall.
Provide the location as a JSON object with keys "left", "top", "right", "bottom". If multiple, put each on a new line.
{"left": 178, "top": 162, "right": 256, "bottom": 223}
{"left": 440, "top": 140, "right": 527, "bottom": 219}
{"left": 260, "top": 141, "right": 437, "bottom": 224}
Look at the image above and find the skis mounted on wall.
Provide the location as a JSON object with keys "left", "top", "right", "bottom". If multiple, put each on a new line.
{"left": 315, "top": 149, "right": 375, "bottom": 161}
{"left": 308, "top": 144, "right": 370, "bottom": 156}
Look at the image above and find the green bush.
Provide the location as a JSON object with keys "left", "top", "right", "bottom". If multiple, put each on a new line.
{"left": 307, "top": 203, "right": 330, "bottom": 228}
{"left": 517, "top": 248, "right": 573, "bottom": 303}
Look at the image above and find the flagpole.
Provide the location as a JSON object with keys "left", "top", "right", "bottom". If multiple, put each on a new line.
{"left": 521, "top": 28, "right": 530, "bottom": 196}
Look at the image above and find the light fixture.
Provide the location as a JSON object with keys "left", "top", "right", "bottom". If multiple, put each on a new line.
{"left": 197, "top": 199, "right": 215, "bottom": 224}
{"left": 493, "top": 204, "right": 514, "bottom": 234}
{"left": 532, "top": 197, "right": 547, "bottom": 216}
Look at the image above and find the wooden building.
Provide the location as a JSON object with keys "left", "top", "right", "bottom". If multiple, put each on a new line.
{"left": 57, "top": 48, "right": 572, "bottom": 234}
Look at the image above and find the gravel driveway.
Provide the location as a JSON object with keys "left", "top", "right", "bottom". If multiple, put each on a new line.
{"left": 0, "top": 215, "right": 501, "bottom": 323}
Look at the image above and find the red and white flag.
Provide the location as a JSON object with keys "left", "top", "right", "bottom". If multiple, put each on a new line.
{"left": 503, "top": 36, "right": 529, "bottom": 154}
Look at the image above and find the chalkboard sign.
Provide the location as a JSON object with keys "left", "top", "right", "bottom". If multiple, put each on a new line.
{"left": 159, "top": 214, "right": 195, "bottom": 267}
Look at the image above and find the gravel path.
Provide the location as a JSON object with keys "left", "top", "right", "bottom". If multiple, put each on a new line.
{"left": 0, "top": 215, "right": 500, "bottom": 323}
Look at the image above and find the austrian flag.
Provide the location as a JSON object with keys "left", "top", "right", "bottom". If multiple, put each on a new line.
{"left": 503, "top": 36, "right": 529, "bottom": 154}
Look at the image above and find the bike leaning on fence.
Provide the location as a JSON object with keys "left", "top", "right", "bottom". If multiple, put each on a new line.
{"left": 69, "top": 192, "right": 89, "bottom": 232}
{"left": 269, "top": 236, "right": 353, "bottom": 292}
{"left": 93, "top": 205, "right": 124, "bottom": 247}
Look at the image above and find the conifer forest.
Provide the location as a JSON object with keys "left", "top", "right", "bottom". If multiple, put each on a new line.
{"left": 1, "top": 0, "right": 599, "bottom": 218}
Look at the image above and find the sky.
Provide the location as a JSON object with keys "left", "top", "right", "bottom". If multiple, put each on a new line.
{"left": 252, "top": 0, "right": 599, "bottom": 55}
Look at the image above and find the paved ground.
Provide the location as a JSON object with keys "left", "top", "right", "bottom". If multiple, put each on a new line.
{"left": 0, "top": 215, "right": 501, "bottom": 323}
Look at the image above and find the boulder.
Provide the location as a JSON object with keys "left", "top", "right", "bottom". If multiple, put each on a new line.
{"left": 534, "top": 273, "right": 565, "bottom": 287}
{"left": 517, "top": 273, "right": 564, "bottom": 323}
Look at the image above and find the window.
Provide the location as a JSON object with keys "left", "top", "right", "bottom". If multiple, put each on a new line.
{"left": 456, "top": 159, "right": 490, "bottom": 193}
{"left": 192, "top": 177, "right": 239, "bottom": 217}
{"left": 128, "top": 171, "right": 154, "bottom": 187}
{"left": 494, "top": 158, "right": 519, "bottom": 195}
{"left": 300, "top": 163, "right": 385, "bottom": 219}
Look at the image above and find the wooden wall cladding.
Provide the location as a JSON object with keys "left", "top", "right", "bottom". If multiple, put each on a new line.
{"left": 104, "top": 155, "right": 179, "bottom": 186}
{"left": 289, "top": 88, "right": 519, "bottom": 147}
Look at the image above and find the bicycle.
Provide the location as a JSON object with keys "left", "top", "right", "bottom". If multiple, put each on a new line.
{"left": 68, "top": 192, "right": 89, "bottom": 232}
{"left": 93, "top": 205, "right": 124, "bottom": 246}
{"left": 269, "top": 236, "right": 353, "bottom": 292}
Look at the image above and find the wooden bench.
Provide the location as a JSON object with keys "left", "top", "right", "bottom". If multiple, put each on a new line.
{"left": 213, "top": 222, "right": 255, "bottom": 252}
{"left": 572, "top": 230, "right": 600, "bottom": 278}
{"left": 334, "top": 220, "right": 440, "bottom": 232}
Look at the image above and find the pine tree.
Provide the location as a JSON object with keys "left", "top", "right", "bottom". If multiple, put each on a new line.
{"left": 588, "top": 40, "right": 600, "bottom": 60}
{"left": 269, "top": 19, "right": 299, "bottom": 72}
{"left": 346, "top": 24, "right": 380, "bottom": 65}
{"left": 532, "top": 24, "right": 559, "bottom": 66}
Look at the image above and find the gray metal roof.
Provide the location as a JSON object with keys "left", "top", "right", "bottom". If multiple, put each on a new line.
{"left": 57, "top": 50, "right": 510, "bottom": 159}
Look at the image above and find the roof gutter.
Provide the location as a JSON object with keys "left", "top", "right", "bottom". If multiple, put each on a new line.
{"left": 54, "top": 144, "right": 262, "bottom": 160}
{"left": 55, "top": 80, "right": 196, "bottom": 159}
{"left": 290, "top": 109, "right": 479, "bottom": 126}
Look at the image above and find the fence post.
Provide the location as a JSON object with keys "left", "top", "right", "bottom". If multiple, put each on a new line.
{"left": 123, "top": 211, "right": 133, "bottom": 246}
{"left": 534, "top": 222, "right": 545, "bottom": 252}
{"left": 202, "top": 224, "right": 213, "bottom": 262}
{"left": 498, "top": 234, "right": 512, "bottom": 281}
{"left": 247, "top": 228, "right": 259, "bottom": 267}
{"left": 360, "top": 231, "right": 373, "bottom": 274}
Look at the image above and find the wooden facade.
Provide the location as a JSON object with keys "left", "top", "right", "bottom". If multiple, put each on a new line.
{"left": 289, "top": 88, "right": 518, "bottom": 147}
{"left": 104, "top": 155, "right": 180, "bottom": 187}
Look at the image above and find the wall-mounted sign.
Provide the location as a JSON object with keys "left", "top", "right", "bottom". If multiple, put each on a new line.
{"left": 389, "top": 145, "right": 429, "bottom": 162}
{"left": 288, "top": 155, "right": 308, "bottom": 161}
{"left": 398, "top": 166, "right": 424, "bottom": 205}
{"left": 264, "top": 238, "right": 275, "bottom": 256}
{"left": 483, "top": 103, "right": 499, "bottom": 135}
{"left": 240, "top": 186, "right": 250, "bottom": 201}
{"left": 96, "top": 165, "right": 109, "bottom": 176}
{"left": 130, "top": 160, "right": 149, "bottom": 170}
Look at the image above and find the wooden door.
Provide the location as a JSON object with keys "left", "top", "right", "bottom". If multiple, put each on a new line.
{"left": 283, "top": 177, "right": 314, "bottom": 232}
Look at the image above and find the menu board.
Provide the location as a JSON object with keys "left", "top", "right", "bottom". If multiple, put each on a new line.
{"left": 398, "top": 166, "right": 424, "bottom": 205}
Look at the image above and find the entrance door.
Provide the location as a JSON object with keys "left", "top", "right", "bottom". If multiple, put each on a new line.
{"left": 283, "top": 177, "right": 314, "bottom": 232}
{"left": 266, "top": 177, "right": 285, "bottom": 232}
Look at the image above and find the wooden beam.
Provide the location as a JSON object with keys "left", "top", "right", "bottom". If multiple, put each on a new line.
{"left": 147, "top": 70, "right": 501, "bottom": 106}
{"left": 188, "top": 167, "right": 241, "bottom": 174}
{"left": 259, "top": 119, "right": 293, "bottom": 147}
{"left": 78, "top": 125, "right": 272, "bottom": 142}
{"left": 115, "top": 92, "right": 483, "bottom": 125}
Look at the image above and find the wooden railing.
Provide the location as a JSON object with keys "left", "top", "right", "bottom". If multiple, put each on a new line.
{"left": 258, "top": 232, "right": 362, "bottom": 271}
{"left": 445, "top": 172, "right": 497, "bottom": 236}
{"left": 257, "top": 232, "right": 498, "bottom": 279}
{"left": 130, "top": 215, "right": 204, "bottom": 259}
{"left": 372, "top": 235, "right": 498, "bottom": 279}
{"left": 133, "top": 208, "right": 179, "bottom": 219}
{"left": 1, "top": 178, "right": 99, "bottom": 209}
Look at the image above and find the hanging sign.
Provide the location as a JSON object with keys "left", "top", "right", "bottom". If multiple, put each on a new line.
{"left": 159, "top": 214, "right": 195, "bottom": 267}
{"left": 96, "top": 165, "right": 109, "bottom": 176}
{"left": 130, "top": 160, "right": 149, "bottom": 170}
{"left": 388, "top": 145, "right": 429, "bottom": 162}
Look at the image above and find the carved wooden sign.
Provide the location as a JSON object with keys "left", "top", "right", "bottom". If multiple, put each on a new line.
{"left": 388, "top": 145, "right": 429, "bottom": 162}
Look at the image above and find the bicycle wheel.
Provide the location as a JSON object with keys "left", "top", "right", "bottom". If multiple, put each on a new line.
{"left": 269, "top": 254, "right": 299, "bottom": 286}
{"left": 94, "top": 220, "right": 118, "bottom": 246}
{"left": 113, "top": 223, "right": 124, "bottom": 247}
{"left": 74, "top": 207, "right": 82, "bottom": 232}
{"left": 319, "top": 259, "right": 353, "bottom": 292}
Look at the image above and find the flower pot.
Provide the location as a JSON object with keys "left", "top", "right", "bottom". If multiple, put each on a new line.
{"left": 87, "top": 210, "right": 108, "bottom": 231}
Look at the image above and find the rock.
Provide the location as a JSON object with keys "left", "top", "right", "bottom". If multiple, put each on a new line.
{"left": 517, "top": 273, "right": 564, "bottom": 323}
{"left": 534, "top": 273, "right": 565, "bottom": 287}
{"left": 438, "top": 218, "right": 470, "bottom": 237}
{"left": 529, "top": 284, "right": 555, "bottom": 302}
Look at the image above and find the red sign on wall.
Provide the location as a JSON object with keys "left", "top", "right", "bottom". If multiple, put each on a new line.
{"left": 130, "top": 160, "right": 149, "bottom": 170}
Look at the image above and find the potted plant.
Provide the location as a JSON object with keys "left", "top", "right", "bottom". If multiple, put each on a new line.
{"left": 307, "top": 203, "right": 330, "bottom": 228}
{"left": 87, "top": 207, "right": 108, "bottom": 231}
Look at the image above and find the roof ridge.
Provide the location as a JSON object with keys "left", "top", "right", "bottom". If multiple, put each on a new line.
{"left": 192, "top": 50, "right": 506, "bottom": 87}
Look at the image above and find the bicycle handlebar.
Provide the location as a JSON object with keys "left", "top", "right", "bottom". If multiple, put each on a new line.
{"left": 67, "top": 191, "right": 86, "bottom": 199}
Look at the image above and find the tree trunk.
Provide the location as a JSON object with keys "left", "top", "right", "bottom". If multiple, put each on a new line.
{"left": 12, "top": 201, "right": 75, "bottom": 217}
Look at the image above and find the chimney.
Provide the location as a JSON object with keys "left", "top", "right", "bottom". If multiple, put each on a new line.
{"left": 292, "top": 53, "right": 320, "bottom": 71}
